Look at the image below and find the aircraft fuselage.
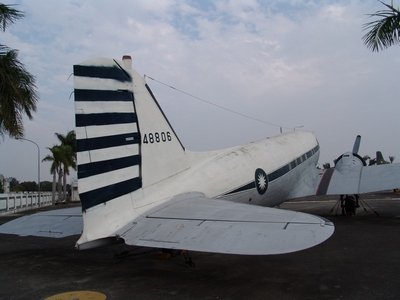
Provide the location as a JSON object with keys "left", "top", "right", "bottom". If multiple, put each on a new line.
{"left": 134, "top": 131, "right": 319, "bottom": 212}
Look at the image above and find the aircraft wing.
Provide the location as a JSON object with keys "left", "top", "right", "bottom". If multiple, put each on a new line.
{"left": 0, "top": 194, "right": 334, "bottom": 255}
{"left": 317, "top": 163, "right": 400, "bottom": 195}
{"left": 0, "top": 207, "right": 82, "bottom": 238}
{"left": 117, "top": 193, "right": 334, "bottom": 255}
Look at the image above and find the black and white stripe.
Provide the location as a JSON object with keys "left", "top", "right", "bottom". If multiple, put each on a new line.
{"left": 73, "top": 60, "right": 142, "bottom": 210}
{"left": 74, "top": 65, "right": 131, "bottom": 82}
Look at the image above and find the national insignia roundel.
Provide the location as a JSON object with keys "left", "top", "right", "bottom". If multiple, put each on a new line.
{"left": 255, "top": 168, "right": 268, "bottom": 195}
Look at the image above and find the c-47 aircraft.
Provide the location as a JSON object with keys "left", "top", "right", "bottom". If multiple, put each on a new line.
{"left": 2, "top": 56, "right": 400, "bottom": 255}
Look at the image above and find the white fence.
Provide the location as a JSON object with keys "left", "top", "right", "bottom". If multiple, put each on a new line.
{"left": 0, "top": 192, "right": 54, "bottom": 214}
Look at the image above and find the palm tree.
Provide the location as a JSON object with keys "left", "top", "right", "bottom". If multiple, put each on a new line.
{"left": 42, "top": 146, "right": 63, "bottom": 204}
{"left": 363, "top": 1, "right": 400, "bottom": 52}
{"left": 55, "top": 131, "right": 76, "bottom": 201}
{"left": 0, "top": 4, "right": 38, "bottom": 138}
{"left": 43, "top": 131, "right": 76, "bottom": 203}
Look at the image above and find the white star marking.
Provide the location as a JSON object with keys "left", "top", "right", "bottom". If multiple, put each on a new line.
{"left": 257, "top": 174, "right": 267, "bottom": 190}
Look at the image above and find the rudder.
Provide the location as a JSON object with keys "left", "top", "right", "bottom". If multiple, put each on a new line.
{"left": 73, "top": 56, "right": 187, "bottom": 212}
{"left": 74, "top": 58, "right": 142, "bottom": 210}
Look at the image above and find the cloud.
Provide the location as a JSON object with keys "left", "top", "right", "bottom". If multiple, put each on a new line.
{"left": 1, "top": 0, "right": 399, "bottom": 182}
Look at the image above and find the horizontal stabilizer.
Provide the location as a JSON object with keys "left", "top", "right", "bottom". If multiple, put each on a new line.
{"left": 359, "top": 164, "right": 400, "bottom": 193}
{"left": 0, "top": 207, "right": 82, "bottom": 238}
{"left": 317, "top": 163, "right": 400, "bottom": 195}
{"left": 117, "top": 193, "right": 334, "bottom": 255}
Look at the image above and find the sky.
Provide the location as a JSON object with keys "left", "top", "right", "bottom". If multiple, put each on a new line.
{"left": 0, "top": 0, "right": 399, "bottom": 182}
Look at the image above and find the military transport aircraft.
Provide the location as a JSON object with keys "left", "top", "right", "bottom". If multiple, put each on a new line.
{"left": 1, "top": 56, "right": 400, "bottom": 255}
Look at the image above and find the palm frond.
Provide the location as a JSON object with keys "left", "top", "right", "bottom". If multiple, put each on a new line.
{"left": 0, "top": 48, "right": 38, "bottom": 138}
{"left": 362, "top": 1, "right": 400, "bottom": 52}
{"left": 0, "top": 44, "right": 9, "bottom": 55}
{"left": 42, "top": 146, "right": 63, "bottom": 175}
{"left": 0, "top": 4, "right": 24, "bottom": 31}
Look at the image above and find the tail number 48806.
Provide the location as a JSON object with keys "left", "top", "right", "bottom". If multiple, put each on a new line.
{"left": 142, "top": 132, "right": 172, "bottom": 144}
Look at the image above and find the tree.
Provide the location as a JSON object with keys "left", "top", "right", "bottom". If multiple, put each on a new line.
{"left": 363, "top": 1, "right": 400, "bottom": 52}
{"left": 9, "top": 177, "right": 19, "bottom": 191}
{"left": 55, "top": 131, "right": 76, "bottom": 201}
{"left": 42, "top": 146, "right": 63, "bottom": 204}
{"left": 0, "top": 4, "right": 38, "bottom": 138}
{"left": 55, "top": 130, "right": 76, "bottom": 153}
{"left": 43, "top": 131, "right": 76, "bottom": 203}
{"left": 40, "top": 181, "right": 53, "bottom": 192}
{"left": 19, "top": 181, "right": 38, "bottom": 191}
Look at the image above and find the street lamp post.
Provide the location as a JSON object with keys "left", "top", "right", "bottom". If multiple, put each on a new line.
{"left": 17, "top": 138, "right": 41, "bottom": 207}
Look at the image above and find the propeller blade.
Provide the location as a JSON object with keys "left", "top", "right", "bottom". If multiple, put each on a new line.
{"left": 352, "top": 135, "right": 361, "bottom": 154}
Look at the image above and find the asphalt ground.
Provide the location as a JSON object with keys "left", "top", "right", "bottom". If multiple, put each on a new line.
{"left": 1, "top": 193, "right": 400, "bottom": 300}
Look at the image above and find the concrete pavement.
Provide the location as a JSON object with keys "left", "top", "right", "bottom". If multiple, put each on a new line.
{"left": 1, "top": 194, "right": 400, "bottom": 299}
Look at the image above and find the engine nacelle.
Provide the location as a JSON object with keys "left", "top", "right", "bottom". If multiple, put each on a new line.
{"left": 334, "top": 152, "right": 366, "bottom": 173}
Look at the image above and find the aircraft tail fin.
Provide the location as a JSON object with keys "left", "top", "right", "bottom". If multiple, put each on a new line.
{"left": 376, "top": 151, "right": 387, "bottom": 165}
{"left": 74, "top": 56, "right": 187, "bottom": 210}
{"left": 73, "top": 56, "right": 188, "bottom": 245}
{"left": 74, "top": 57, "right": 142, "bottom": 211}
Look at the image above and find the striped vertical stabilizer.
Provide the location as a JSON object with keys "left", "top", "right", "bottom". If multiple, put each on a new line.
{"left": 73, "top": 58, "right": 142, "bottom": 210}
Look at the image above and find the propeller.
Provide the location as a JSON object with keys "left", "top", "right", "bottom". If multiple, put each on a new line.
{"left": 352, "top": 135, "right": 361, "bottom": 154}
